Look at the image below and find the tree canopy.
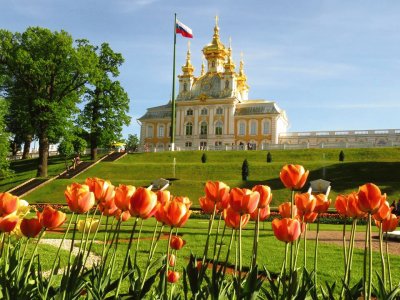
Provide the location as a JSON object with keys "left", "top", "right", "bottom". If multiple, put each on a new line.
{"left": 0, "top": 98, "right": 10, "bottom": 178}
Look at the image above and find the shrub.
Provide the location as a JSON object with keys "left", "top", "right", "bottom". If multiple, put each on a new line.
{"left": 339, "top": 150, "right": 345, "bottom": 162}
{"left": 242, "top": 159, "right": 249, "bottom": 180}
{"left": 266, "top": 152, "right": 272, "bottom": 163}
{"left": 201, "top": 153, "right": 207, "bottom": 163}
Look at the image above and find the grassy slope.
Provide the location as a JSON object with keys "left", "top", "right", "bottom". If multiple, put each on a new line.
{"left": 24, "top": 148, "right": 400, "bottom": 207}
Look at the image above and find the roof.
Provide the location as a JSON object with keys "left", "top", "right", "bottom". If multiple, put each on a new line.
{"left": 235, "top": 101, "right": 281, "bottom": 115}
{"left": 138, "top": 103, "right": 171, "bottom": 120}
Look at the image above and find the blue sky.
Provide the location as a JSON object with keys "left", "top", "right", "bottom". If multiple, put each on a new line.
{"left": 1, "top": 0, "right": 400, "bottom": 138}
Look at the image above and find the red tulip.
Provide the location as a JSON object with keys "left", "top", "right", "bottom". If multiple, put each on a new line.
{"left": 39, "top": 206, "right": 66, "bottom": 229}
{"left": 20, "top": 218, "right": 43, "bottom": 238}
{"left": 252, "top": 185, "right": 272, "bottom": 208}
{"left": 335, "top": 194, "right": 348, "bottom": 216}
{"left": 115, "top": 209, "right": 131, "bottom": 222}
{"left": 373, "top": 201, "right": 392, "bottom": 222}
{"left": 205, "top": 181, "right": 230, "bottom": 204}
{"left": 278, "top": 202, "right": 297, "bottom": 218}
{"left": 376, "top": 214, "right": 398, "bottom": 232}
{"left": 272, "top": 218, "right": 302, "bottom": 243}
{"left": 0, "top": 215, "right": 19, "bottom": 232}
{"left": 168, "top": 254, "right": 176, "bottom": 267}
{"left": 229, "top": 188, "right": 260, "bottom": 214}
{"left": 0, "top": 192, "right": 19, "bottom": 216}
{"left": 65, "top": 183, "right": 95, "bottom": 214}
{"left": 170, "top": 235, "right": 186, "bottom": 250}
{"left": 250, "top": 206, "right": 270, "bottom": 221}
{"left": 98, "top": 197, "right": 118, "bottom": 217}
{"left": 358, "top": 183, "right": 384, "bottom": 214}
{"left": 279, "top": 164, "right": 309, "bottom": 190}
{"left": 199, "top": 196, "right": 215, "bottom": 214}
{"left": 314, "top": 194, "right": 331, "bottom": 213}
{"left": 295, "top": 192, "right": 316, "bottom": 213}
{"left": 167, "top": 271, "right": 180, "bottom": 283}
{"left": 130, "top": 187, "right": 158, "bottom": 219}
{"left": 298, "top": 210, "right": 318, "bottom": 223}
{"left": 155, "top": 198, "right": 191, "bottom": 227}
{"left": 114, "top": 184, "right": 136, "bottom": 211}
{"left": 223, "top": 207, "right": 250, "bottom": 229}
{"left": 346, "top": 192, "right": 367, "bottom": 219}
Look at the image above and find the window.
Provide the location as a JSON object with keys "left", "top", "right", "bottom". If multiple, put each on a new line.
{"left": 225, "top": 80, "right": 229, "bottom": 89}
{"left": 215, "top": 121, "right": 223, "bottom": 135}
{"left": 263, "top": 120, "right": 270, "bottom": 135}
{"left": 158, "top": 125, "right": 164, "bottom": 137}
{"left": 147, "top": 125, "right": 154, "bottom": 138}
{"left": 201, "top": 108, "right": 208, "bottom": 115}
{"left": 238, "top": 122, "right": 245, "bottom": 136}
{"left": 187, "top": 108, "right": 193, "bottom": 116}
{"left": 185, "top": 122, "right": 193, "bottom": 136}
{"left": 185, "top": 142, "right": 192, "bottom": 148}
{"left": 183, "top": 82, "right": 187, "bottom": 92}
{"left": 250, "top": 121, "right": 257, "bottom": 135}
{"left": 200, "top": 122, "right": 208, "bottom": 135}
{"left": 216, "top": 107, "right": 223, "bottom": 115}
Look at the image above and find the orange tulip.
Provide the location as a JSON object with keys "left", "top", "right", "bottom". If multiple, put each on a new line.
{"left": 250, "top": 206, "right": 270, "bottom": 221}
{"left": 279, "top": 164, "right": 309, "bottom": 190}
{"left": 114, "top": 184, "right": 136, "bottom": 211}
{"left": 168, "top": 254, "right": 176, "bottom": 267}
{"left": 376, "top": 214, "right": 398, "bottom": 232}
{"left": 358, "top": 183, "right": 384, "bottom": 214}
{"left": 0, "top": 215, "right": 19, "bottom": 232}
{"left": 298, "top": 210, "right": 318, "bottom": 223}
{"left": 155, "top": 198, "right": 191, "bottom": 227}
{"left": 86, "top": 178, "right": 115, "bottom": 203}
{"left": 39, "top": 206, "right": 66, "bottom": 229}
{"left": 278, "top": 202, "right": 297, "bottom": 218}
{"left": 272, "top": 217, "right": 302, "bottom": 243}
{"left": 223, "top": 207, "right": 250, "bottom": 229}
{"left": 347, "top": 192, "right": 367, "bottom": 219}
{"left": 252, "top": 185, "right": 272, "bottom": 208}
{"left": 314, "top": 194, "right": 331, "bottom": 213}
{"left": 205, "top": 181, "right": 230, "bottom": 204}
{"left": 65, "top": 183, "right": 95, "bottom": 214}
{"left": 295, "top": 192, "right": 316, "bottom": 213}
{"left": 175, "top": 196, "right": 192, "bottom": 208}
{"left": 20, "top": 218, "right": 43, "bottom": 238}
{"left": 170, "top": 235, "right": 186, "bottom": 250}
{"left": 373, "top": 201, "right": 392, "bottom": 222}
{"left": 99, "top": 197, "right": 118, "bottom": 217}
{"left": 156, "top": 190, "right": 171, "bottom": 205}
{"left": 130, "top": 187, "right": 158, "bottom": 219}
{"left": 199, "top": 196, "right": 215, "bottom": 214}
{"left": 0, "top": 192, "right": 19, "bottom": 216}
{"left": 335, "top": 194, "right": 348, "bottom": 216}
{"left": 229, "top": 188, "right": 260, "bottom": 215}
{"left": 167, "top": 271, "right": 180, "bottom": 283}
{"left": 115, "top": 209, "right": 131, "bottom": 222}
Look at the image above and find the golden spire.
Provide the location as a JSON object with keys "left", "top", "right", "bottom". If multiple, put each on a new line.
{"left": 224, "top": 37, "right": 235, "bottom": 72}
{"left": 201, "top": 55, "right": 206, "bottom": 76}
{"left": 239, "top": 52, "right": 245, "bottom": 76}
{"left": 213, "top": 15, "right": 220, "bottom": 42}
{"left": 181, "top": 41, "right": 194, "bottom": 75}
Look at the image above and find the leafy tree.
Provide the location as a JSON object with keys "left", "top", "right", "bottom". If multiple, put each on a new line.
{"left": 79, "top": 43, "right": 130, "bottom": 160}
{"left": 72, "top": 136, "right": 87, "bottom": 156}
{"left": 0, "top": 27, "right": 98, "bottom": 177}
{"left": 125, "top": 134, "right": 139, "bottom": 152}
{"left": 58, "top": 138, "right": 74, "bottom": 171}
{"left": 339, "top": 150, "right": 345, "bottom": 162}
{"left": 242, "top": 159, "right": 249, "bottom": 181}
{"left": 201, "top": 153, "right": 207, "bottom": 163}
{"left": 266, "top": 152, "right": 272, "bottom": 163}
{"left": 0, "top": 98, "right": 10, "bottom": 178}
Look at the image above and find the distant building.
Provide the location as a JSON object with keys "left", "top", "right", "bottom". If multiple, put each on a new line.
{"left": 138, "top": 20, "right": 288, "bottom": 151}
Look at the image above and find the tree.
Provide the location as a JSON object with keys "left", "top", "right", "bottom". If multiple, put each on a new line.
{"left": 0, "top": 27, "right": 98, "bottom": 177}
{"left": 58, "top": 138, "right": 74, "bottom": 171}
{"left": 125, "top": 134, "right": 139, "bottom": 152}
{"left": 79, "top": 43, "right": 130, "bottom": 160}
{"left": 339, "top": 150, "right": 345, "bottom": 162}
{"left": 242, "top": 159, "right": 249, "bottom": 181}
{"left": 266, "top": 152, "right": 272, "bottom": 163}
{"left": 0, "top": 98, "right": 10, "bottom": 178}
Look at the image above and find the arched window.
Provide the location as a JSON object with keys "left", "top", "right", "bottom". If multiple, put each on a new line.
{"left": 263, "top": 120, "right": 270, "bottom": 135}
{"left": 238, "top": 122, "right": 246, "bottom": 136}
{"left": 183, "top": 82, "right": 187, "bottom": 91}
{"left": 187, "top": 108, "right": 193, "bottom": 116}
{"left": 212, "top": 61, "right": 215, "bottom": 67}
{"left": 200, "top": 122, "right": 208, "bottom": 135}
{"left": 216, "top": 107, "right": 223, "bottom": 115}
{"left": 201, "top": 107, "right": 208, "bottom": 115}
{"left": 215, "top": 121, "right": 223, "bottom": 135}
{"left": 250, "top": 121, "right": 257, "bottom": 135}
{"left": 225, "top": 80, "right": 229, "bottom": 89}
{"left": 158, "top": 125, "right": 164, "bottom": 137}
{"left": 147, "top": 125, "right": 154, "bottom": 138}
{"left": 185, "top": 122, "right": 193, "bottom": 136}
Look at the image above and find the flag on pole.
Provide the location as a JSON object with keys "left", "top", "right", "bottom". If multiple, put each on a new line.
{"left": 176, "top": 20, "right": 193, "bottom": 38}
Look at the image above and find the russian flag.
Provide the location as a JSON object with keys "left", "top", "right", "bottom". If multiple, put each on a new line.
{"left": 176, "top": 20, "right": 193, "bottom": 38}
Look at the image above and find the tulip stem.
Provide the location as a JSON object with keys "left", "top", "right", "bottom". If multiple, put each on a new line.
{"left": 379, "top": 224, "right": 386, "bottom": 289}
{"left": 212, "top": 213, "right": 222, "bottom": 259}
{"left": 367, "top": 213, "right": 372, "bottom": 300}
{"left": 251, "top": 208, "right": 260, "bottom": 270}
{"left": 215, "top": 222, "right": 226, "bottom": 266}
{"left": 101, "top": 216, "right": 110, "bottom": 260}
{"left": 202, "top": 203, "right": 217, "bottom": 267}
{"left": 164, "top": 227, "right": 174, "bottom": 300}
{"left": 115, "top": 217, "right": 138, "bottom": 298}
{"left": 234, "top": 229, "right": 238, "bottom": 276}
{"left": 222, "top": 229, "right": 234, "bottom": 277}
{"left": 83, "top": 209, "right": 102, "bottom": 269}
{"left": 0, "top": 232, "right": 4, "bottom": 257}
{"left": 342, "top": 218, "right": 347, "bottom": 272}
{"left": 278, "top": 242, "right": 289, "bottom": 296}
{"left": 134, "top": 218, "right": 144, "bottom": 267}
{"left": 386, "top": 236, "right": 392, "bottom": 289}
{"left": 18, "top": 238, "right": 30, "bottom": 278}
{"left": 141, "top": 221, "right": 160, "bottom": 290}
{"left": 24, "top": 228, "right": 45, "bottom": 284}
{"left": 44, "top": 213, "right": 75, "bottom": 299}
{"left": 239, "top": 214, "right": 243, "bottom": 281}
{"left": 313, "top": 216, "right": 320, "bottom": 289}
{"left": 303, "top": 224, "right": 308, "bottom": 269}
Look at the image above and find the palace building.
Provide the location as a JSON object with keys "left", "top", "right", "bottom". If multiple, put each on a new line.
{"left": 138, "top": 20, "right": 289, "bottom": 151}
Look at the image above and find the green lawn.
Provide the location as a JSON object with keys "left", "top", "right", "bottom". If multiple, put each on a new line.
{"left": 23, "top": 148, "right": 400, "bottom": 207}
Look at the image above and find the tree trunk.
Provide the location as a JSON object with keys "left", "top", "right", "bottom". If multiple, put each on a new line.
{"left": 22, "top": 135, "right": 32, "bottom": 159}
{"left": 90, "top": 132, "right": 97, "bottom": 161}
{"left": 11, "top": 140, "right": 18, "bottom": 156}
{"left": 37, "top": 134, "right": 49, "bottom": 177}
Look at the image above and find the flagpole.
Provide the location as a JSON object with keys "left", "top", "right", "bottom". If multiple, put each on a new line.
{"left": 170, "top": 13, "right": 177, "bottom": 151}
